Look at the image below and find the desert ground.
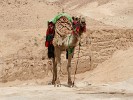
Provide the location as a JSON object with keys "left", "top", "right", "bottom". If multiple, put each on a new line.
{"left": 0, "top": 0, "right": 133, "bottom": 100}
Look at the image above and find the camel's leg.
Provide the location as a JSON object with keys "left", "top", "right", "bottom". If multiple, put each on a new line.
{"left": 52, "top": 58, "right": 57, "bottom": 85}
{"left": 54, "top": 47, "right": 61, "bottom": 86}
{"left": 67, "top": 52, "right": 73, "bottom": 86}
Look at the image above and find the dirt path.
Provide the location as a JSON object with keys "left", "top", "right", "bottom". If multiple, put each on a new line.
{"left": 0, "top": 83, "right": 133, "bottom": 100}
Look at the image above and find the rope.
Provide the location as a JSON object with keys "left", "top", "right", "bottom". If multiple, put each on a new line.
{"left": 72, "top": 38, "right": 81, "bottom": 87}
{"left": 89, "top": 33, "right": 92, "bottom": 69}
{"left": 67, "top": 30, "right": 81, "bottom": 87}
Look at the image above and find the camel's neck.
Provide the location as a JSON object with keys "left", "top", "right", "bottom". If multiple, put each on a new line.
{"left": 65, "top": 34, "right": 78, "bottom": 47}
{"left": 53, "top": 33, "right": 79, "bottom": 49}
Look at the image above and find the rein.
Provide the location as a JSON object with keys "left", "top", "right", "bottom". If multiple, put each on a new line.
{"left": 72, "top": 37, "right": 81, "bottom": 87}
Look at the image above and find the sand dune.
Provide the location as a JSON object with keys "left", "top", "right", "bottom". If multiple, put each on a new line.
{"left": 76, "top": 0, "right": 133, "bottom": 28}
{"left": 78, "top": 47, "right": 133, "bottom": 84}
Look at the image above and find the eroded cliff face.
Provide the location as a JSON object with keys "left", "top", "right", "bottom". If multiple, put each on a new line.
{"left": 0, "top": 29, "right": 133, "bottom": 82}
{"left": 0, "top": 0, "right": 133, "bottom": 83}
{"left": 69, "top": 29, "right": 133, "bottom": 74}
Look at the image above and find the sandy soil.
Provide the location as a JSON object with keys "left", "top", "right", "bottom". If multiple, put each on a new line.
{"left": 0, "top": 85, "right": 133, "bottom": 100}
{"left": 76, "top": 47, "right": 133, "bottom": 84}
{"left": 0, "top": 78, "right": 133, "bottom": 100}
{"left": 0, "top": 0, "right": 133, "bottom": 99}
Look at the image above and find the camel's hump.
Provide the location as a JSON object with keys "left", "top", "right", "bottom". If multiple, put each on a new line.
{"left": 55, "top": 16, "right": 73, "bottom": 36}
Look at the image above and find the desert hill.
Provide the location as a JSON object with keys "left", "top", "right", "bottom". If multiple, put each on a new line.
{"left": 0, "top": 0, "right": 133, "bottom": 86}
{"left": 0, "top": 0, "right": 133, "bottom": 99}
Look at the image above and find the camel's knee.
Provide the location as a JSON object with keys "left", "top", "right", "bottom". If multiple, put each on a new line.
{"left": 67, "top": 64, "right": 71, "bottom": 68}
{"left": 46, "top": 60, "right": 53, "bottom": 76}
{"left": 67, "top": 65, "right": 71, "bottom": 71}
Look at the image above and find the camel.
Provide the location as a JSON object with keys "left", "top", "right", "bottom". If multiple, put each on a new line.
{"left": 50, "top": 15, "right": 86, "bottom": 87}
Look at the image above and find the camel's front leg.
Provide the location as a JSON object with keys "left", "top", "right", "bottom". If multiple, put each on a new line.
{"left": 54, "top": 47, "right": 61, "bottom": 87}
{"left": 67, "top": 52, "right": 73, "bottom": 86}
{"left": 51, "top": 58, "right": 57, "bottom": 85}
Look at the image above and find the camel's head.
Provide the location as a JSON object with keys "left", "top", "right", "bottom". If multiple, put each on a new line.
{"left": 72, "top": 16, "right": 86, "bottom": 37}
{"left": 79, "top": 17, "right": 86, "bottom": 35}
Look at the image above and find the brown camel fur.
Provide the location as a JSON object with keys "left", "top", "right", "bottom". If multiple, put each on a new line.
{"left": 51, "top": 17, "right": 86, "bottom": 87}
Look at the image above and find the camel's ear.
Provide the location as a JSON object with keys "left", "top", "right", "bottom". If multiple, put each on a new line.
{"left": 81, "top": 17, "right": 85, "bottom": 23}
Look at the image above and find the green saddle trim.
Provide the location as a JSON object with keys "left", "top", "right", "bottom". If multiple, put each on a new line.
{"left": 68, "top": 35, "right": 74, "bottom": 55}
{"left": 68, "top": 47, "right": 74, "bottom": 55}
{"left": 46, "top": 34, "right": 53, "bottom": 41}
{"left": 49, "top": 13, "right": 72, "bottom": 24}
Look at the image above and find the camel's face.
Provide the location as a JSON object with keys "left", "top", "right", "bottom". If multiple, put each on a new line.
{"left": 79, "top": 17, "right": 86, "bottom": 35}
{"left": 72, "top": 17, "right": 86, "bottom": 37}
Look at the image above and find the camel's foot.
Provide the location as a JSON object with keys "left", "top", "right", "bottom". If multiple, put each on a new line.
{"left": 54, "top": 79, "right": 61, "bottom": 87}
{"left": 54, "top": 83, "right": 61, "bottom": 87}
{"left": 47, "top": 80, "right": 55, "bottom": 85}
{"left": 68, "top": 80, "right": 73, "bottom": 87}
{"left": 51, "top": 80, "right": 55, "bottom": 85}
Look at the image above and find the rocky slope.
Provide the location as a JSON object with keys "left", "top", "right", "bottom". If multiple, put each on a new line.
{"left": 0, "top": 0, "right": 133, "bottom": 83}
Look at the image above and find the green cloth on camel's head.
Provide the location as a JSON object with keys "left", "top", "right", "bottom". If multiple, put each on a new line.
{"left": 49, "top": 13, "right": 72, "bottom": 24}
